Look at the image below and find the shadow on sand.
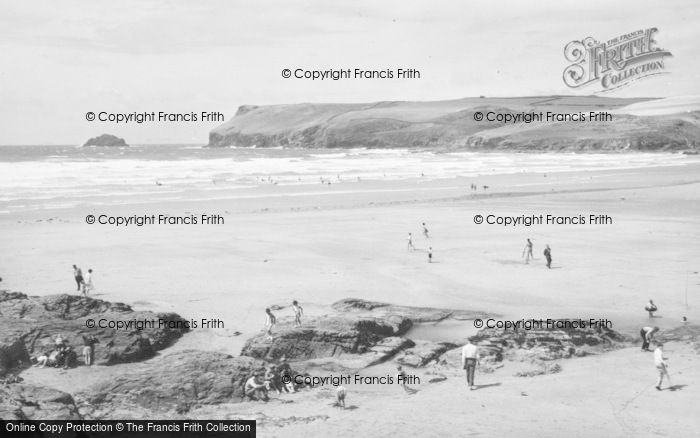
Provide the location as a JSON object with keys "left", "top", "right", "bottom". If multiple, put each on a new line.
{"left": 473, "top": 383, "right": 502, "bottom": 391}
{"left": 667, "top": 384, "right": 687, "bottom": 392}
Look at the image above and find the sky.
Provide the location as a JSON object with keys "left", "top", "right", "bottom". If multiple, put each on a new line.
{"left": 0, "top": 0, "right": 698, "bottom": 145}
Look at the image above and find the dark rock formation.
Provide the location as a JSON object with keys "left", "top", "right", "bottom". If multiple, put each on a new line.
{"left": 79, "top": 350, "right": 274, "bottom": 418}
{"left": 207, "top": 96, "right": 700, "bottom": 151}
{"left": 0, "top": 384, "right": 80, "bottom": 420}
{"left": 333, "top": 298, "right": 489, "bottom": 322}
{"left": 395, "top": 340, "right": 457, "bottom": 367}
{"left": 0, "top": 291, "right": 188, "bottom": 374}
{"left": 241, "top": 299, "right": 491, "bottom": 368}
{"left": 468, "top": 318, "right": 626, "bottom": 362}
{"left": 241, "top": 315, "right": 412, "bottom": 362}
{"left": 83, "top": 134, "right": 128, "bottom": 147}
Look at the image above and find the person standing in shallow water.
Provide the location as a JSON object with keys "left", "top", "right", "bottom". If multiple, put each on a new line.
{"left": 407, "top": 233, "right": 415, "bottom": 251}
{"left": 645, "top": 299, "right": 658, "bottom": 318}
{"left": 543, "top": 245, "right": 552, "bottom": 269}
{"left": 422, "top": 222, "right": 429, "bottom": 238}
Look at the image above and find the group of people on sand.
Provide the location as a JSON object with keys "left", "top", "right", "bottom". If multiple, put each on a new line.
{"left": 33, "top": 334, "right": 99, "bottom": 369}
{"left": 244, "top": 358, "right": 308, "bottom": 402}
{"left": 638, "top": 299, "right": 687, "bottom": 391}
{"left": 523, "top": 238, "right": 552, "bottom": 268}
{"left": 72, "top": 264, "right": 94, "bottom": 295}
{"left": 407, "top": 222, "right": 433, "bottom": 263}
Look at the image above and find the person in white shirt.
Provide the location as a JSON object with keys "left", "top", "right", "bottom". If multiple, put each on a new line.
{"left": 82, "top": 269, "right": 94, "bottom": 296}
{"left": 461, "top": 340, "right": 480, "bottom": 390}
{"left": 653, "top": 343, "right": 671, "bottom": 390}
{"left": 407, "top": 233, "right": 415, "bottom": 250}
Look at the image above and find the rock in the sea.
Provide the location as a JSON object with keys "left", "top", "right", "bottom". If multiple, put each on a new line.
{"left": 0, "top": 291, "right": 188, "bottom": 373}
{"left": 0, "top": 383, "right": 80, "bottom": 420}
{"left": 83, "top": 134, "right": 128, "bottom": 147}
{"left": 79, "top": 350, "right": 273, "bottom": 418}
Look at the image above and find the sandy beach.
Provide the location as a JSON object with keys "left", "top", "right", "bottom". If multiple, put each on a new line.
{"left": 2, "top": 158, "right": 699, "bottom": 436}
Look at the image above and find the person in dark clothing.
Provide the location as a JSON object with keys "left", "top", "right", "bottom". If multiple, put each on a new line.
{"left": 640, "top": 326, "right": 659, "bottom": 351}
{"left": 72, "top": 265, "right": 84, "bottom": 291}
{"left": 543, "top": 245, "right": 552, "bottom": 268}
{"left": 82, "top": 335, "right": 99, "bottom": 365}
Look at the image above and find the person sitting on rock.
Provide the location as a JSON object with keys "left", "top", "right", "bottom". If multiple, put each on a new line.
{"left": 277, "top": 359, "right": 295, "bottom": 393}
{"left": 645, "top": 299, "right": 658, "bottom": 318}
{"left": 265, "top": 365, "right": 282, "bottom": 394}
{"left": 50, "top": 348, "right": 65, "bottom": 367}
{"left": 34, "top": 348, "right": 53, "bottom": 368}
{"left": 60, "top": 344, "right": 77, "bottom": 369}
{"left": 244, "top": 372, "right": 269, "bottom": 401}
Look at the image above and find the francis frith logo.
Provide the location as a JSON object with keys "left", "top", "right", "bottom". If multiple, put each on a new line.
{"left": 563, "top": 28, "right": 672, "bottom": 91}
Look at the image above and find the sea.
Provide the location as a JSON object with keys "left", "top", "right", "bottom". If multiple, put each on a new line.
{"left": 1, "top": 144, "right": 698, "bottom": 214}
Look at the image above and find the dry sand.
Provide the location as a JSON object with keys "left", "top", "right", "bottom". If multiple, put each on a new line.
{"left": 2, "top": 161, "right": 699, "bottom": 436}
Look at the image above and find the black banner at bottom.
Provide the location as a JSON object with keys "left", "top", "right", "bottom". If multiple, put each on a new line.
{"left": 1, "top": 420, "right": 255, "bottom": 437}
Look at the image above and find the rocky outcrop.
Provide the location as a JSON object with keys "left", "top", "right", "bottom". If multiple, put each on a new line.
{"left": 0, "top": 383, "right": 80, "bottom": 420}
{"left": 241, "top": 315, "right": 412, "bottom": 362}
{"left": 207, "top": 96, "right": 700, "bottom": 151}
{"left": 0, "top": 291, "right": 188, "bottom": 373}
{"left": 78, "top": 350, "right": 274, "bottom": 418}
{"left": 332, "top": 298, "right": 489, "bottom": 322}
{"left": 83, "top": 134, "right": 128, "bottom": 147}
{"left": 395, "top": 340, "right": 457, "bottom": 368}
{"left": 468, "top": 319, "right": 626, "bottom": 362}
{"left": 241, "top": 299, "right": 491, "bottom": 369}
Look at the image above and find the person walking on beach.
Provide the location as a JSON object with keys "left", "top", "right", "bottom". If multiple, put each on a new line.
{"left": 543, "top": 244, "right": 552, "bottom": 269}
{"left": 422, "top": 222, "right": 429, "bottom": 238}
{"left": 461, "top": 340, "right": 479, "bottom": 390}
{"left": 428, "top": 247, "right": 433, "bottom": 263}
{"left": 654, "top": 343, "right": 671, "bottom": 390}
{"left": 292, "top": 300, "right": 304, "bottom": 327}
{"left": 264, "top": 308, "right": 276, "bottom": 341}
{"left": 523, "top": 239, "right": 533, "bottom": 263}
{"left": 407, "top": 233, "right": 416, "bottom": 251}
{"left": 82, "top": 269, "right": 94, "bottom": 296}
{"left": 640, "top": 326, "right": 659, "bottom": 351}
{"left": 645, "top": 299, "right": 658, "bottom": 318}
{"left": 72, "top": 265, "right": 84, "bottom": 292}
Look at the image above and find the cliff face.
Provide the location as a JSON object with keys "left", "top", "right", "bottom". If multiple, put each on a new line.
{"left": 208, "top": 96, "right": 700, "bottom": 151}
